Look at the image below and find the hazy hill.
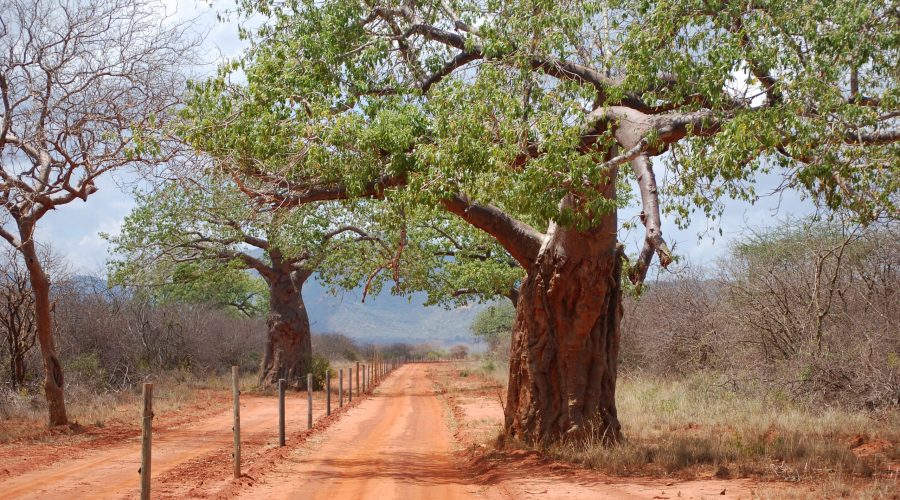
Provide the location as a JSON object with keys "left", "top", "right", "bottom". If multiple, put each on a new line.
{"left": 303, "top": 278, "right": 488, "bottom": 347}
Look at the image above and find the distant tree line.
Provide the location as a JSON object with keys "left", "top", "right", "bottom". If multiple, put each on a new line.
{"left": 0, "top": 265, "right": 472, "bottom": 400}
{"left": 313, "top": 332, "right": 468, "bottom": 362}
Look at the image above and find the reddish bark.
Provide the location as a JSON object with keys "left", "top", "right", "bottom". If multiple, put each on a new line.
{"left": 504, "top": 219, "right": 623, "bottom": 444}
{"left": 20, "top": 238, "right": 67, "bottom": 426}
{"left": 258, "top": 267, "right": 313, "bottom": 389}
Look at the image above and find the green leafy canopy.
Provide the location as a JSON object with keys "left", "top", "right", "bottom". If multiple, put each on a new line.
{"left": 181, "top": 0, "right": 897, "bottom": 285}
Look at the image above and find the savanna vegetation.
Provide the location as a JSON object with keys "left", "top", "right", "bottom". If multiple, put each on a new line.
{"left": 469, "top": 217, "right": 898, "bottom": 490}
{"left": 0, "top": 2, "right": 896, "bottom": 495}
{"left": 179, "top": 0, "right": 898, "bottom": 446}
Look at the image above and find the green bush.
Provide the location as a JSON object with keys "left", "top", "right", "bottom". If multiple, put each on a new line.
{"left": 66, "top": 352, "right": 107, "bottom": 389}
{"left": 309, "top": 355, "right": 331, "bottom": 390}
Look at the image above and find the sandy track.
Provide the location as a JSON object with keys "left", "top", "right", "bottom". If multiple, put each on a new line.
{"left": 236, "top": 364, "right": 500, "bottom": 500}
{"left": 1, "top": 365, "right": 765, "bottom": 499}
{"left": 0, "top": 391, "right": 328, "bottom": 499}
{"left": 237, "top": 364, "right": 760, "bottom": 500}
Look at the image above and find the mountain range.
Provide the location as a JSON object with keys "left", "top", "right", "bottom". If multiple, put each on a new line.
{"left": 303, "top": 278, "right": 488, "bottom": 348}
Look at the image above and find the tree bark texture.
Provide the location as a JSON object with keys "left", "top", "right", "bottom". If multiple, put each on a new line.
{"left": 20, "top": 238, "right": 68, "bottom": 426}
{"left": 10, "top": 351, "right": 25, "bottom": 390}
{"left": 258, "top": 268, "right": 313, "bottom": 389}
{"left": 504, "top": 221, "right": 623, "bottom": 445}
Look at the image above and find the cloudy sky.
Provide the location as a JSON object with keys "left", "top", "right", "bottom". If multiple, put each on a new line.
{"left": 36, "top": 0, "right": 816, "bottom": 275}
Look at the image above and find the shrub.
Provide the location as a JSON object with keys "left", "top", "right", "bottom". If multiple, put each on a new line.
{"left": 309, "top": 355, "right": 331, "bottom": 390}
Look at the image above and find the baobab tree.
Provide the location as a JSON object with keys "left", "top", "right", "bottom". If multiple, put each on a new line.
{"left": 184, "top": 0, "right": 898, "bottom": 443}
{"left": 109, "top": 175, "right": 394, "bottom": 388}
{"left": 0, "top": 0, "right": 198, "bottom": 425}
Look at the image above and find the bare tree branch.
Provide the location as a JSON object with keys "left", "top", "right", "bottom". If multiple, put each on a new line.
{"left": 628, "top": 154, "right": 673, "bottom": 285}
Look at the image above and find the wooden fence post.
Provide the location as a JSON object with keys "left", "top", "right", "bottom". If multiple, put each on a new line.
{"left": 278, "top": 378, "right": 286, "bottom": 447}
{"left": 140, "top": 382, "right": 152, "bottom": 500}
{"left": 355, "top": 361, "right": 360, "bottom": 397}
{"left": 326, "top": 370, "right": 331, "bottom": 416}
{"left": 362, "top": 364, "right": 366, "bottom": 394}
{"left": 348, "top": 367, "right": 353, "bottom": 402}
{"left": 232, "top": 366, "right": 241, "bottom": 479}
{"left": 339, "top": 368, "right": 344, "bottom": 408}
{"left": 307, "top": 373, "right": 313, "bottom": 430}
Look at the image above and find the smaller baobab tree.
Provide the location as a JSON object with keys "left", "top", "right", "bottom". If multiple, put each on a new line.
{"left": 0, "top": 0, "right": 198, "bottom": 425}
{"left": 109, "top": 174, "right": 394, "bottom": 388}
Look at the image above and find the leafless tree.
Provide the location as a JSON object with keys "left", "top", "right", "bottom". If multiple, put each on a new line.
{"left": 722, "top": 220, "right": 900, "bottom": 405}
{"left": 0, "top": 0, "right": 199, "bottom": 425}
{"left": 51, "top": 282, "right": 267, "bottom": 391}
{"left": 0, "top": 246, "right": 34, "bottom": 390}
{"left": 620, "top": 264, "right": 723, "bottom": 375}
{"left": 620, "top": 220, "right": 899, "bottom": 408}
{"left": 312, "top": 333, "right": 363, "bottom": 361}
{"left": 0, "top": 244, "right": 69, "bottom": 390}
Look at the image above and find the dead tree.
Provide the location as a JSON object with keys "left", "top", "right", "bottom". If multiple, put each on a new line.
{"left": 0, "top": 0, "right": 198, "bottom": 425}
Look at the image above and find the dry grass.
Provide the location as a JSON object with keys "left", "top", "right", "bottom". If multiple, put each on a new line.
{"left": 754, "top": 477, "right": 900, "bottom": 499}
{"left": 471, "top": 360, "right": 899, "bottom": 496}
{"left": 0, "top": 370, "right": 254, "bottom": 443}
{"left": 546, "top": 372, "right": 899, "bottom": 482}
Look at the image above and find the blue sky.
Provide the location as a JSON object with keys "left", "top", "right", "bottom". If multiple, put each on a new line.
{"left": 38, "top": 1, "right": 816, "bottom": 274}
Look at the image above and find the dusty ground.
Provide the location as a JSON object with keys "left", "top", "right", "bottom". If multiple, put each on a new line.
{"left": 227, "top": 363, "right": 764, "bottom": 499}
{"left": 426, "top": 363, "right": 765, "bottom": 500}
{"left": 0, "top": 385, "right": 345, "bottom": 499}
{"left": 0, "top": 363, "right": 874, "bottom": 499}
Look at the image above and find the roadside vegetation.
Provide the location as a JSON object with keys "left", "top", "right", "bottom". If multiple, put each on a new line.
{"left": 0, "top": 262, "right": 459, "bottom": 443}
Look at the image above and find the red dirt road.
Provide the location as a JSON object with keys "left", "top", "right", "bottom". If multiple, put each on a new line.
{"left": 0, "top": 392, "right": 328, "bottom": 499}
{"left": 235, "top": 364, "right": 759, "bottom": 500}
{"left": 0, "top": 365, "right": 763, "bottom": 499}
{"left": 236, "top": 363, "right": 495, "bottom": 499}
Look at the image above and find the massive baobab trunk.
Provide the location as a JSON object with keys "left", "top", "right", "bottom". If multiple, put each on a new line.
{"left": 20, "top": 238, "right": 68, "bottom": 426}
{"left": 259, "top": 268, "right": 313, "bottom": 389}
{"left": 504, "top": 220, "right": 623, "bottom": 445}
{"left": 442, "top": 193, "right": 625, "bottom": 445}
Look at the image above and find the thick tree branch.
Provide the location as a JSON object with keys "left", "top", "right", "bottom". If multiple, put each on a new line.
{"left": 233, "top": 172, "right": 407, "bottom": 208}
{"left": 844, "top": 127, "right": 900, "bottom": 146}
{"left": 628, "top": 154, "right": 673, "bottom": 285}
{"left": 441, "top": 193, "right": 544, "bottom": 268}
